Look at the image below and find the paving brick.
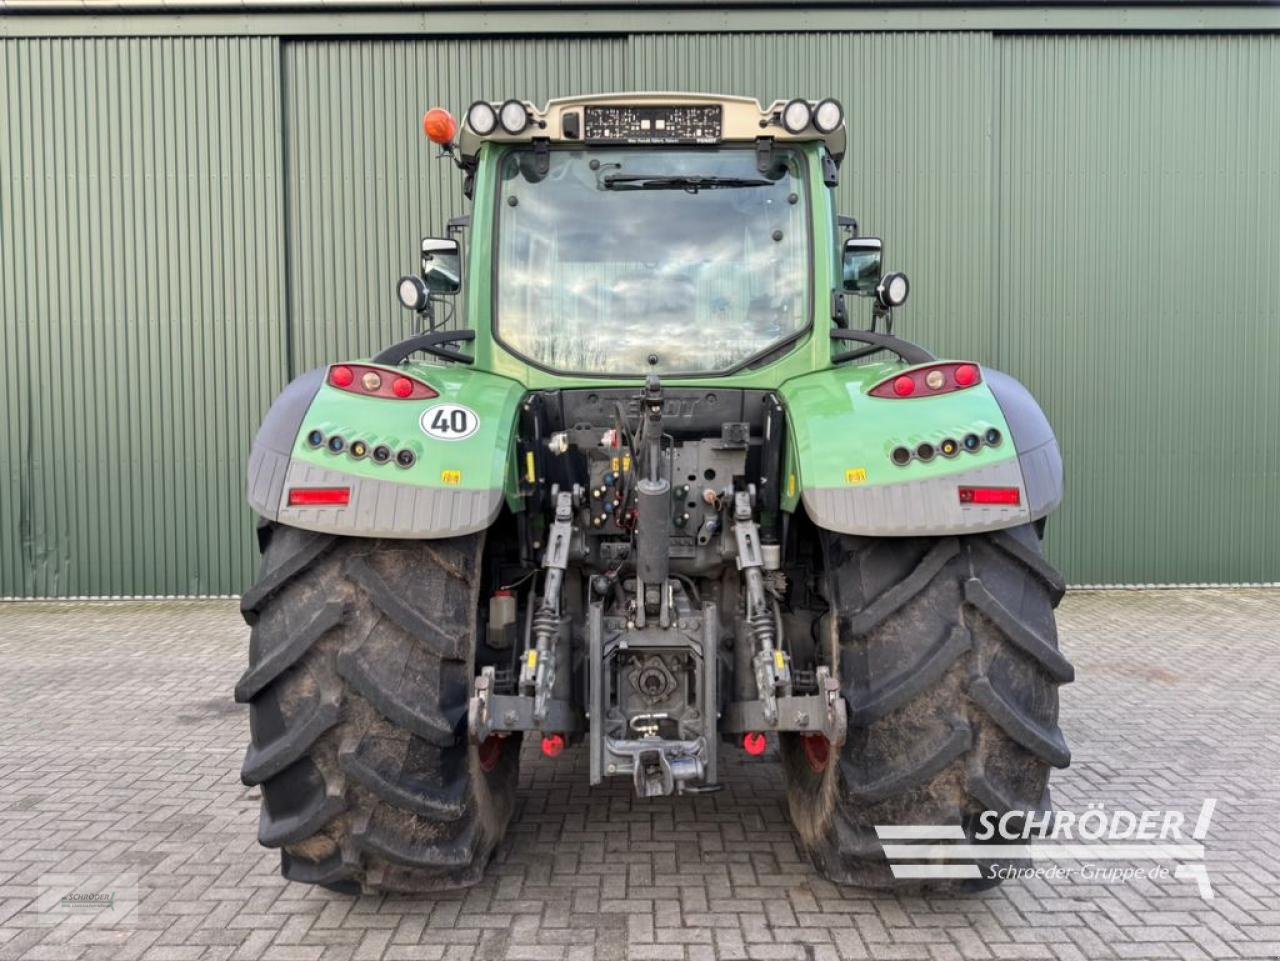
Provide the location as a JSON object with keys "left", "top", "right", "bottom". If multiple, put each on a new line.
{"left": 0, "top": 591, "right": 1276, "bottom": 961}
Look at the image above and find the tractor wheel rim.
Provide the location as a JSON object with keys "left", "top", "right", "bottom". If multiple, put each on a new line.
{"left": 478, "top": 735, "right": 505, "bottom": 773}
{"left": 802, "top": 733, "right": 830, "bottom": 773}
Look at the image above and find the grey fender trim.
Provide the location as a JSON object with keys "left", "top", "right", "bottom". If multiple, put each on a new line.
{"left": 245, "top": 366, "right": 504, "bottom": 538}
{"left": 252, "top": 452, "right": 502, "bottom": 539}
{"left": 982, "top": 369, "right": 1064, "bottom": 520}
{"left": 245, "top": 367, "right": 326, "bottom": 522}
{"left": 803, "top": 459, "right": 1031, "bottom": 536}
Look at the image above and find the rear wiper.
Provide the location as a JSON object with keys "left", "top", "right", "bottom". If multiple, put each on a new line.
{"left": 601, "top": 174, "right": 772, "bottom": 193}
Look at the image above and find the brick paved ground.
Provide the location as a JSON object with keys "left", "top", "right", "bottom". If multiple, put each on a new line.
{"left": 0, "top": 590, "right": 1278, "bottom": 961}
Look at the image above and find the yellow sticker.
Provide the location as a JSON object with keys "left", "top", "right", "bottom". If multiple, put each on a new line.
{"left": 788, "top": 473, "right": 797, "bottom": 498}
{"left": 773, "top": 650, "right": 787, "bottom": 671}
{"left": 526, "top": 650, "right": 538, "bottom": 669}
{"left": 441, "top": 469, "right": 462, "bottom": 486}
{"left": 524, "top": 451, "right": 537, "bottom": 485}
{"left": 845, "top": 467, "right": 868, "bottom": 485}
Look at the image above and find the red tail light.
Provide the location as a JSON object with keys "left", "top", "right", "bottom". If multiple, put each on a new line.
{"left": 958, "top": 486, "right": 1021, "bottom": 506}
{"left": 870, "top": 362, "right": 983, "bottom": 399}
{"left": 288, "top": 487, "right": 351, "bottom": 507}
{"left": 328, "top": 364, "right": 437, "bottom": 400}
{"left": 540, "top": 733, "right": 566, "bottom": 758}
{"left": 742, "top": 732, "right": 767, "bottom": 756}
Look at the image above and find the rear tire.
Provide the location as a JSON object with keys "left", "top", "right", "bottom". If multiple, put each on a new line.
{"left": 782, "top": 523, "right": 1072, "bottom": 890}
{"left": 235, "top": 524, "right": 519, "bottom": 894}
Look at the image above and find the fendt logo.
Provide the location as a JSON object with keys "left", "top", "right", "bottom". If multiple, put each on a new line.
{"left": 618, "top": 396, "right": 706, "bottom": 420}
{"left": 878, "top": 800, "right": 1217, "bottom": 898}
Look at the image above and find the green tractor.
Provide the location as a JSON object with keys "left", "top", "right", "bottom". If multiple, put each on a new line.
{"left": 235, "top": 93, "right": 1072, "bottom": 895}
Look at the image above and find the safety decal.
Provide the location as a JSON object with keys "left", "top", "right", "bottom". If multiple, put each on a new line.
{"left": 845, "top": 468, "right": 868, "bottom": 485}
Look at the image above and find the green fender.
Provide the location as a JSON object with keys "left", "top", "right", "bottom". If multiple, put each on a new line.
{"left": 246, "top": 361, "right": 525, "bottom": 538}
{"left": 779, "top": 361, "right": 1063, "bottom": 536}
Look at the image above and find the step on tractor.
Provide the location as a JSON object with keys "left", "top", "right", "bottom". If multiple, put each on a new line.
{"left": 236, "top": 93, "right": 1073, "bottom": 895}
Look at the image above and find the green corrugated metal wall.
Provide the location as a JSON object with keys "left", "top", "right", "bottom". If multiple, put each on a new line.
{"left": 1, "top": 36, "right": 286, "bottom": 596}
{"left": 2, "top": 27, "right": 1278, "bottom": 595}
{"left": 995, "top": 34, "right": 1280, "bottom": 585}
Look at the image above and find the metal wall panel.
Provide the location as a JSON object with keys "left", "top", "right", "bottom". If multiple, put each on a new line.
{"left": 283, "top": 37, "right": 630, "bottom": 372}
{"left": 3, "top": 28, "right": 1277, "bottom": 595}
{"left": 0, "top": 37, "right": 285, "bottom": 596}
{"left": 994, "top": 34, "right": 1280, "bottom": 584}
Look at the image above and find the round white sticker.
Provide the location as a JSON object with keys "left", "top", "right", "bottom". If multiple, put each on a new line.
{"left": 420, "top": 403, "right": 480, "bottom": 441}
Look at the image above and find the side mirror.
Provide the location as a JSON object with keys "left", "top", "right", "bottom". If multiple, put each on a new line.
{"left": 420, "top": 237, "right": 462, "bottom": 294}
{"left": 841, "top": 237, "right": 882, "bottom": 295}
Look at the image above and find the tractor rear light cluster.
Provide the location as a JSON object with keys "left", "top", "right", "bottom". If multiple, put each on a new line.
{"left": 890, "top": 428, "right": 1001, "bottom": 467}
{"left": 870, "top": 362, "right": 982, "bottom": 399}
{"left": 328, "top": 364, "right": 437, "bottom": 401}
{"left": 958, "top": 486, "right": 1021, "bottom": 506}
{"left": 305, "top": 430, "right": 416, "bottom": 470}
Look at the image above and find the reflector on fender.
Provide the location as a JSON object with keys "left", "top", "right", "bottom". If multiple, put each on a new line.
{"left": 958, "top": 486, "right": 1021, "bottom": 506}
{"left": 288, "top": 487, "right": 351, "bottom": 507}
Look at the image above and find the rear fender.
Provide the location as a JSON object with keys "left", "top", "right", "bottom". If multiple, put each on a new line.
{"left": 780, "top": 362, "right": 1062, "bottom": 536}
{"left": 246, "top": 363, "right": 524, "bottom": 538}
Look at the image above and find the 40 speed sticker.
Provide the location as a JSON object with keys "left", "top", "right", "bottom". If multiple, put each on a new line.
{"left": 420, "top": 403, "right": 480, "bottom": 441}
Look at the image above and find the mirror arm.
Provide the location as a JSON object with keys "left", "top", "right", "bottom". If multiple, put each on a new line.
{"left": 830, "top": 329, "right": 935, "bottom": 366}
{"left": 372, "top": 330, "right": 476, "bottom": 366}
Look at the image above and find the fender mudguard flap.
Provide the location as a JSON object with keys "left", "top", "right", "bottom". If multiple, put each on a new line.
{"left": 983, "top": 369, "right": 1064, "bottom": 520}
{"left": 246, "top": 367, "right": 325, "bottom": 523}
{"left": 784, "top": 364, "right": 1063, "bottom": 537}
{"left": 246, "top": 366, "right": 519, "bottom": 538}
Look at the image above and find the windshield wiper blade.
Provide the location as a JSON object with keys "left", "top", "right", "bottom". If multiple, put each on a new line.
{"left": 601, "top": 174, "right": 772, "bottom": 192}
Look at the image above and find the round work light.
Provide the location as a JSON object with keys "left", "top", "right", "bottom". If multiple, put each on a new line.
{"left": 466, "top": 101, "right": 498, "bottom": 135}
{"left": 813, "top": 98, "right": 843, "bottom": 133}
{"left": 397, "top": 275, "right": 428, "bottom": 311}
{"left": 877, "top": 272, "right": 910, "bottom": 308}
{"left": 499, "top": 99, "right": 530, "bottom": 134}
{"left": 781, "top": 99, "right": 812, "bottom": 134}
